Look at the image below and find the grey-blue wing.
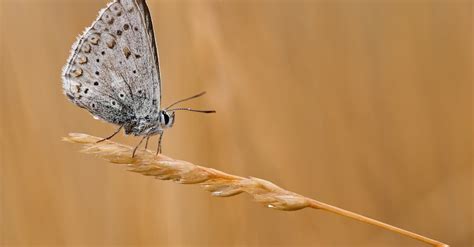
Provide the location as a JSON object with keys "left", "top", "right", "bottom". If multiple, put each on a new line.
{"left": 62, "top": 0, "right": 161, "bottom": 125}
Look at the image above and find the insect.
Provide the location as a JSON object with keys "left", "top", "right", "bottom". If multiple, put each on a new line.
{"left": 62, "top": 0, "right": 215, "bottom": 157}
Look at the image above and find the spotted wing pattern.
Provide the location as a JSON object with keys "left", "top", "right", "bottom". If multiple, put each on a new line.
{"left": 62, "top": 0, "right": 161, "bottom": 126}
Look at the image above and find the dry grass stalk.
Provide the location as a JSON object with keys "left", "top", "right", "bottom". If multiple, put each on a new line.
{"left": 64, "top": 133, "right": 448, "bottom": 247}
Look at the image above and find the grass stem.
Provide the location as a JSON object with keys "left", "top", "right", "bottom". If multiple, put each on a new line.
{"left": 64, "top": 133, "right": 448, "bottom": 247}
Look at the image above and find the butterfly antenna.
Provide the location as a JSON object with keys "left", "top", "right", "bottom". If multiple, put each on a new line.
{"left": 165, "top": 91, "right": 207, "bottom": 110}
{"left": 168, "top": 107, "right": 216, "bottom": 114}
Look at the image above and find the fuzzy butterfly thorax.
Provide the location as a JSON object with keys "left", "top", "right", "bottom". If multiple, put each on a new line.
{"left": 123, "top": 115, "right": 160, "bottom": 136}
{"left": 123, "top": 110, "right": 174, "bottom": 136}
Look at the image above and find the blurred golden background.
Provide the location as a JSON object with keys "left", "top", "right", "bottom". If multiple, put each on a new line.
{"left": 0, "top": 0, "right": 471, "bottom": 246}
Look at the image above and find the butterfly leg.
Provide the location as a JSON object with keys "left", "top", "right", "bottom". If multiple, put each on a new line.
{"left": 132, "top": 136, "right": 147, "bottom": 157}
{"left": 156, "top": 132, "right": 164, "bottom": 155}
{"left": 97, "top": 125, "right": 123, "bottom": 143}
{"left": 144, "top": 136, "right": 151, "bottom": 150}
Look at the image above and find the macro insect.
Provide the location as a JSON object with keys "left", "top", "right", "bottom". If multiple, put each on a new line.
{"left": 62, "top": 0, "right": 214, "bottom": 156}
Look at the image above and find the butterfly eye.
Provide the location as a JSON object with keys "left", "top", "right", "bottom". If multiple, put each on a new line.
{"left": 162, "top": 112, "right": 170, "bottom": 125}
{"left": 93, "top": 81, "right": 99, "bottom": 86}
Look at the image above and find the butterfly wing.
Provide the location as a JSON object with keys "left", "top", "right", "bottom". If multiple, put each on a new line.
{"left": 62, "top": 0, "right": 161, "bottom": 126}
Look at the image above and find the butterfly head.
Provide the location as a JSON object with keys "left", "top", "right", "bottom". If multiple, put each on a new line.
{"left": 157, "top": 91, "right": 215, "bottom": 129}
{"left": 123, "top": 92, "right": 214, "bottom": 136}
{"left": 159, "top": 110, "right": 175, "bottom": 129}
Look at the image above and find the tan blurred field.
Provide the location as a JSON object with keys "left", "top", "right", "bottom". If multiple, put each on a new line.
{"left": 0, "top": 0, "right": 472, "bottom": 246}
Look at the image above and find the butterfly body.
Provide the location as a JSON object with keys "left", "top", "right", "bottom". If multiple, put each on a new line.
{"left": 123, "top": 110, "right": 175, "bottom": 136}
{"left": 62, "top": 0, "right": 213, "bottom": 155}
{"left": 62, "top": 0, "right": 168, "bottom": 136}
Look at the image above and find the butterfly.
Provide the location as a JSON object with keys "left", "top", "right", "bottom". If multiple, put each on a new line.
{"left": 62, "top": 0, "right": 215, "bottom": 156}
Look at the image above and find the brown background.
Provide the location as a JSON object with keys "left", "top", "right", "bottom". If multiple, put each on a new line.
{"left": 0, "top": 0, "right": 472, "bottom": 246}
